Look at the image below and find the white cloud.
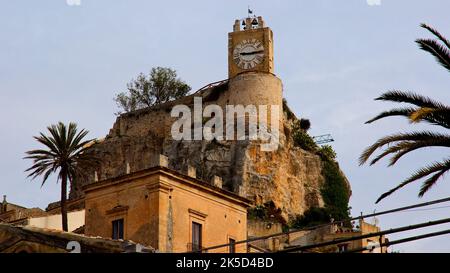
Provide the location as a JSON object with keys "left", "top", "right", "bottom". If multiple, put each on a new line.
{"left": 367, "top": 0, "right": 381, "bottom": 6}
{"left": 66, "top": 0, "right": 81, "bottom": 6}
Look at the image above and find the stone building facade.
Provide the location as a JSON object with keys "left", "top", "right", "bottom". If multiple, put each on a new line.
{"left": 83, "top": 156, "right": 250, "bottom": 253}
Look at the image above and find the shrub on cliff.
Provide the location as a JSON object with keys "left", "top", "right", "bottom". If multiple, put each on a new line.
{"left": 293, "top": 130, "right": 318, "bottom": 152}
{"left": 290, "top": 207, "right": 331, "bottom": 228}
{"left": 291, "top": 117, "right": 318, "bottom": 152}
{"left": 247, "top": 201, "right": 285, "bottom": 224}
{"left": 299, "top": 118, "right": 311, "bottom": 131}
{"left": 321, "top": 160, "right": 351, "bottom": 222}
{"left": 318, "top": 145, "right": 337, "bottom": 161}
{"left": 114, "top": 67, "right": 191, "bottom": 114}
{"left": 290, "top": 145, "right": 350, "bottom": 229}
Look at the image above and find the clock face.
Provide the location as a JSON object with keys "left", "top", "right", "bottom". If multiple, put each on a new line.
{"left": 233, "top": 39, "right": 265, "bottom": 70}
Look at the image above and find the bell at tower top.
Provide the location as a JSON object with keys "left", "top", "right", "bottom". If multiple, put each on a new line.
{"left": 233, "top": 16, "right": 266, "bottom": 32}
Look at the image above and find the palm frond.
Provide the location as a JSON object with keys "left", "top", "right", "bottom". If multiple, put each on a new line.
{"left": 24, "top": 149, "right": 57, "bottom": 157}
{"left": 366, "top": 105, "right": 450, "bottom": 129}
{"left": 359, "top": 131, "right": 450, "bottom": 165}
{"left": 40, "top": 165, "right": 58, "bottom": 187}
{"left": 410, "top": 107, "right": 436, "bottom": 122}
{"left": 68, "top": 131, "right": 90, "bottom": 155}
{"left": 368, "top": 137, "right": 450, "bottom": 166}
{"left": 418, "top": 166, "right": 449, "bottom": 197}
{"left": 416, "top": 108, "right": 450, "bottom": 128}
{"left": 376, "top": 158, "right": 450, "bottom": 203}
{"left": 375, "top": 91, "right": 448, "bottom": 109}
{"left": 34, "top": 133, "right": 60, "bottom": 156}
{"left": 368, "top": 141, "right": 412, "bottom": 165}
{"left": 66, "top": 123, "right": 78, "bottom": 151}
{"left": 409, "top": 107, "right": 450, "bottom": 128}
{"left": 416, "top": 38, "right": 450, "bottom": 73}
{"left": 365, "top": 107, "right": 417, "bottom": 124}
{"left": 421, "top": 23, "right": 450, "bottom": 49}
{"left": 47, "top": 123, "right": 65, "bottom": 154}
{"left": 25, "top": 161, "right": 55, "bottom": 181}
{"left": 388, "top": 138, "right": 450, "bottom": 166}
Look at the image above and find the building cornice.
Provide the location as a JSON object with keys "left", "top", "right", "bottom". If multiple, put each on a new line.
{"left": 83, "top": 166, "right": 252, "bottom": 208}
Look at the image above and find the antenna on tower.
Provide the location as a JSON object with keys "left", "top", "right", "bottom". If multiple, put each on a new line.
{"left": 372, "top": 209, "right": 379, "bottom": 226}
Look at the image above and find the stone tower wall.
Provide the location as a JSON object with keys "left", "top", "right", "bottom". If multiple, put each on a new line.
{"left": 218, "top": 72, "right": 283, "bottom": 130}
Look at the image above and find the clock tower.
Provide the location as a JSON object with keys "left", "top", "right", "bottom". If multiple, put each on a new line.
{"left": 228, "top": 16, "right": 274, "bottom": 78}
{"left": 223, "top": 16, "right": 283, "bottom": 141}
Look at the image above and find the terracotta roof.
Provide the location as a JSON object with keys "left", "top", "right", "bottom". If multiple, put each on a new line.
{"left": 45, "top": 197, "right": 85, "bottom": 213}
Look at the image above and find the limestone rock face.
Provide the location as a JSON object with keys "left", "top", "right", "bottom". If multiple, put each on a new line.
{"left": 73, "top": 75, "right": 348, "bottom": 222}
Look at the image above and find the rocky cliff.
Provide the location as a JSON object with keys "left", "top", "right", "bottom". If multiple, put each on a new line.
{"left": 73, "top": 76, "right": 350, "bottom": 223}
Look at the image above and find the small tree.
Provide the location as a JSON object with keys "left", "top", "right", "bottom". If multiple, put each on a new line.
{"left": 115, "top": 67, "right": 191, "bottom": 114}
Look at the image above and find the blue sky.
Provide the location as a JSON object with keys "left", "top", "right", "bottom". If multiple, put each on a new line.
{"left": 1, "top": 0, "right": 449, "bottom": 252}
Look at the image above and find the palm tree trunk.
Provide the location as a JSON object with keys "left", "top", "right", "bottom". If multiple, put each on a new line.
{"left": 61, "top": 167, "right": 68, "bottom": 232}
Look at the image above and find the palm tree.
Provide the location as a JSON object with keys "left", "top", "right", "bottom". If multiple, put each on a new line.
{"left": 25, "top": 122, "right": 99, "bottom": 231}
{"left": 359, "top": 24, "right": 450, "bottom": 203}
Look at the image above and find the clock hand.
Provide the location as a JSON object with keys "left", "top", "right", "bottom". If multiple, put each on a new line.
{"left": 240, "top": 50, "right": 264, "bottom": 56}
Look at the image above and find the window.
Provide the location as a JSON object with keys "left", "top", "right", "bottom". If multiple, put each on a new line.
{"left": 337, "top": 244, "right": 348, "bottom": 253}
{"left": 112, "top": 219, "right": 124, "bottom": 240}
{"left": 192, "top": 222, "right": 202, "bottom": 251}
{"left": 229, "top": 238, "right": 236, "bottom": 253}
